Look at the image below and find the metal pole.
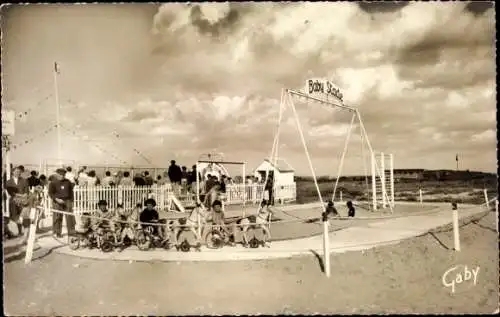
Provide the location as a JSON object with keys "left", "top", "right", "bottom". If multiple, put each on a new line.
{"left": 53, "top": 62, "right": 62, "bottom": 167}
{"left": 371, "top": 152, "right": 377, "bottom": 211}
{"left": 196, "top": 161, "right": 200, "bottom": 204}
{"left": 331, "top": 113, "right": 355, "bottom": 202}
{"left": 390, "top": 153, "right": 395, "bottom": 208}
{"left": 257, "top": 88, "right": 283, "bottom": 213}
{"left": 285, "top": 92, "right": 329, "bottom": 278}
{"left": 4, "top": 139, "right": 11, "bottom": 218}
{"left": 357, "top": 110, "right": 392, "bottom": 212}
{"left": 452, "top": 205, "right": 460, "bottom": 251}
{"left": 381, "top": 152, "right": 386, "bottom": 208}
{"left": 272, "top": 89, "right": 285, "bottom": 205}
{"left": 242, "top": 163, "right": 246, "bottom": 215}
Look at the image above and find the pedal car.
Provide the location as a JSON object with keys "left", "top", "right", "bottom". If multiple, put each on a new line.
{"left": 135, "top": 219, "right": 171, "bottom": 251}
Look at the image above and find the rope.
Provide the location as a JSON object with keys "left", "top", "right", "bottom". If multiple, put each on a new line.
{"left": 58, "top": 124, "right": 129, "bottom": 165}
{"left": 39, "top": 207, "right": 495, "bottom": 251}
{"left": 15, "top": 93, "right": 53, "bottom": 121}
{"left": 65, "top": 98, "right": 157, "bottom": 167}
{"left": 10, "top": 124, "right": 58, "bottom": 150}
{"left": 39, "top": 200, "right": 494, "bottom": 230}
{"left": 286, "top": 91, "right": 326, "bottom": 212}
{"left": 360, "top": 127, "right": 370, "bottom": 200}
{"left": 4, "top": 79, "right": 52, "bottom": 109}
{"left": 332, "top": 113, "right": 355, "bottom": 201}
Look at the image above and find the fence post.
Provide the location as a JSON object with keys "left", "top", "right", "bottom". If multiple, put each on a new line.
{"left": 340, "top": 190, "right": 343, "bottom": 202}
{"left": 483, "top": 189, "right": 490, "bottom": 209}
{"left": 419, "top": 188, "right": 423, "bottom": 205}
{"left": 24, "top": 206, "right": 39, "bottom": 264}
{"left": 452, "top": 202, "right": 460, "bottom": 251}
{"left": 322, "top": 213, "right": 330, "bottom": 278}
{"left": 252, "top": 184, "right": 257, "bottom": 204}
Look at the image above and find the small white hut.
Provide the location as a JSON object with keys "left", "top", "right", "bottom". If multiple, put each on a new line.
{"left": 253, "top": 159, "right": 295, "bottom": 185}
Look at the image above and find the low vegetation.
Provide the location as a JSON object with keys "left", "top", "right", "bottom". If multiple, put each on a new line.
{"left": 294, "top": 172, "right": 497, "bottom": 205}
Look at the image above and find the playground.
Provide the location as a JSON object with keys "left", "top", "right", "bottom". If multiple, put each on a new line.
{"left": 4, "top": 206, "right": 498, "bottom": 315}
{"left": 3, "top": 73, "right": 498, "bottom": 315}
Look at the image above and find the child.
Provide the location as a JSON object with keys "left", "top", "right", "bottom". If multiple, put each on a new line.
{"left": 211, "top": 200, "right": 236, "bottom": 245}
{"left": 91, "top": 200, "right": 115, "bottom": 233}
{"left": 139, "top": 198, "right": 162, "bottom": 237}
{"left": 113, "top": 203, "right": 136, "bottom": 245}
{"left": 347, "top": 201, "right": 355, "bottom": 217}
{"left": 325, "top": 200, "right": 339, "bottom": 217}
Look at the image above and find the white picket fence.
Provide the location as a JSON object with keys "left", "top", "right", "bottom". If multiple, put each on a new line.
{"left": 41, "top": 183, "right": 296, "bottom": 216}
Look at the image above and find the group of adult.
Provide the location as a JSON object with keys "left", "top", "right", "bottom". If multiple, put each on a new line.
{"left": 2, "top": 166, "right": 75, "bottom": 241}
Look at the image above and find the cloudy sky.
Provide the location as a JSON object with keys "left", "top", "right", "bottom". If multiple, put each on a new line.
{"left": 1, "top": 2, "right": 496, "bottom": 176}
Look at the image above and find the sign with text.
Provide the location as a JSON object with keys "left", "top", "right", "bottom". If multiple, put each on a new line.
{"left": 305, "top": 78, "right": 344, "bottom": 103}
{"left": 2, "top": 110, "right": 15, "bottom": 136}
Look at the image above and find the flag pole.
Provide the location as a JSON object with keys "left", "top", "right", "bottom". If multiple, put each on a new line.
{"left": 53, "top": 62, "right": 62, "bottom": 167}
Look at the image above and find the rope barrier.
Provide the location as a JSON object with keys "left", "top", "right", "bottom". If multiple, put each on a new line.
{"left": 37, "top": 199, "right": 494, "bottom": 231}
{"left": 36, "top": 207, "right": 496, "bottom": 253}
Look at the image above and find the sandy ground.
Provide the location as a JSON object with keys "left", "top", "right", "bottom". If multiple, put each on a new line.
{"left": 3, "top": 209, "right": 498, "bottom": 315}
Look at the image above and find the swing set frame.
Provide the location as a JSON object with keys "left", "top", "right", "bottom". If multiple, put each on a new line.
{"left": 264, "top": 86, "right": 395, "bottom": 278}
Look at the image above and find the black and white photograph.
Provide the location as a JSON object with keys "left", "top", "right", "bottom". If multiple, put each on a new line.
{"left": 1, "top": 2, "right": 498, "bottom": 315}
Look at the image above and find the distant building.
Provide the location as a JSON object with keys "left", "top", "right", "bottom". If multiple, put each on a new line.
{"left": 393, "top": 169, "right": 424, "bottom": 181}
{"left": 254, "top": 159, "right": 295, "bottom": 185}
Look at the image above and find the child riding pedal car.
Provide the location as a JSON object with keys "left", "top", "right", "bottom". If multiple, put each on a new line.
{"left": 210, "top": 199, "right": 237, "bottom": 246}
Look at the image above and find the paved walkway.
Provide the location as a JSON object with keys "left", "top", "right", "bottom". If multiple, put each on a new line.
{"left": 31, "top": 202, "right": 488, "bottom": 262}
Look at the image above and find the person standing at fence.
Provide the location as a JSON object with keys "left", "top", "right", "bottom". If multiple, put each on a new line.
{"left": 120, "top": 171, "right": 133, "bottom": 186}
{"left": 187, "top": 165, "right": 199, "bottom": 193}
{"left": 168, "top": 160, "right": 182, "bottom": 195}
{"left": 133, "top": 173, "right": 146, "bottom": 186}
{"left": 65, "top": 167, "right": 76, "bottom": 184}
{"left": 101, "top": 171, "right": 114, "bottom": 187}
{"left": 5, "top": 166, "right": 30, "bottom": 237}
{"left": 180, "top": 166, "right": 188, "bottom": 195}
{"left": 39, "top": 174, "right": 48, "bottom": 188}
{"left": 27, "top": 170, "right": 40, "bottom": 188}
{"left": 144, "top": 171, "right": 154, "bottom": 186}
{"left": 48, "top": 168, "right": 76, "bottom": 239}
{"left": 264, "top": 177, "right": 274, "bottom": 206}
{"left": 77, "top": 166, "right": 88, "bottom": 185}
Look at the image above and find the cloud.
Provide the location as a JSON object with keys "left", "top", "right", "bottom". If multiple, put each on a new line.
{"left": 3, "top": 3, "right": 496, "bottom": 175}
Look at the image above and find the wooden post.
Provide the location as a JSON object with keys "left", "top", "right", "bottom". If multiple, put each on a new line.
{"left": 24, "top": 207, "right": 40, "bottom": 264}
{"left": 419, "top": 188, "right": 423, "bottom": 205}
{"left": 483, "top": 189, "right": 490, "bottom": 209}
{"left": 340, "top": 190, "right": 343, "bottom": 202}
{"left": 322, "top": 215, "right": 330, "bottom": 278}
{"left": 452, "top": 203, "right": 460, "bottom": 251}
